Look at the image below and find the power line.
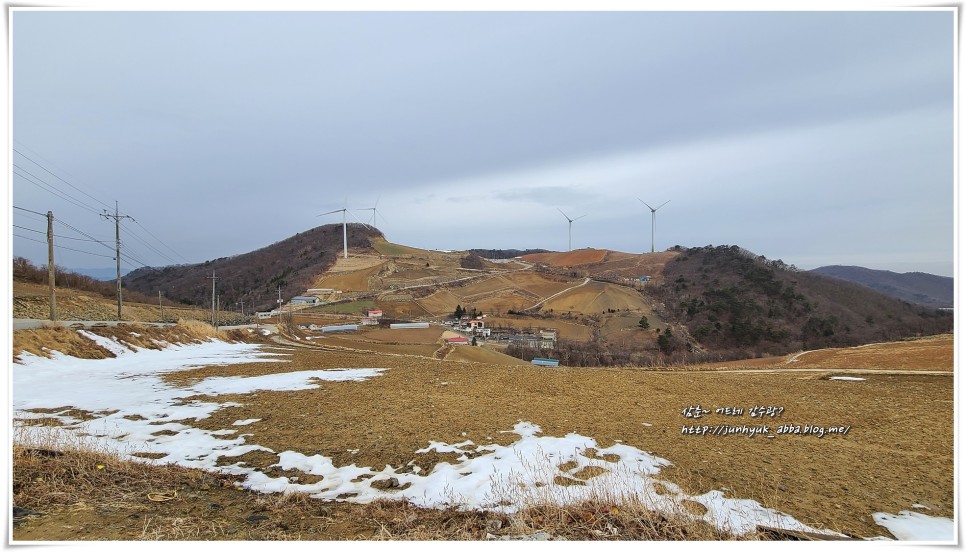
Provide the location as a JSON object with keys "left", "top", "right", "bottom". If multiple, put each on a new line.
{"left": 118, "top": 245, "right": 150, "bottom": 268}
{"left": 131, "top": 219, "right": 189, "bottom": 263}
{"left": 13, "top": 224, "right": 105, "bottom": 242}
{"left": 13, "top": 145, "right": 188, "bottom": 265}
{"left": 13, "top": 205, "right": 48, "bottom": 218}
{"left": 55, "top": 217, "right": 116, "bottom": 253}
{"left": 13, "top": 147, "right": 113, "bottom": 210}
{"left": 13, "top": 166, "right": 104, "bottom": 215}
{"left": 121, "top": 220, "right": 179, "bottom": 265}
{"left": 13, "top": 233, "right": 116, "bottom": 259}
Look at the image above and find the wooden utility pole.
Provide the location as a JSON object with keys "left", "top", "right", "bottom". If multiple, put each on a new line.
{"left": 207, "top": 272, "right": 219, "bottom": 329}
{"left": 47, "top": 211, "right": 57, "bottom": 321}
{"left": 100, "top": 202, "right": 133, "bottom": 320}
{"left": 159, "top": 290, "right": 164, "bottom": 323}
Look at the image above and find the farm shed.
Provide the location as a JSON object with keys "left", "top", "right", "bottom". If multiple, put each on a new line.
{"left": 390, "top": 322, "right": 430, "bottom": 329}
{"left": 531, "top": 358, "right": 560, "bottom": 367}
{"left": 321, "top": 324, "right": 358, "bottom": 333}
{"left": 446, "top": 336, "right": 470, "bottom": 345}
{"left": 291, "top": 296, "right": 321, "bottom": 305}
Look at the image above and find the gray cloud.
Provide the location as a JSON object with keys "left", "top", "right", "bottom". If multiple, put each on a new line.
{"left": 9, "top": 9, "right": 955, "bottom": 276}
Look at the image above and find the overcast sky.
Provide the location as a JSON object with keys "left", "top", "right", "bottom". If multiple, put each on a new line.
{"left": 8, "top": 7, "right": 957, "bottom": 276}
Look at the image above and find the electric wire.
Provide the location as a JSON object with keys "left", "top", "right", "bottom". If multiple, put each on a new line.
{"left": 13, "top": 166, "right": 103, "bottom": 215}
{"left": 13, "top": 205, "right": 48, "bottom": 218}
{"left": 12, "top": 224, "right": 104, "bottom": 242}
{"left": 13, "top": 146, "right": 113, "bottom": 210}
{"left": 13, "top": 233, "right": 116, "bottom": 259}
{"left": 121, "top": 220, "right": 179, "bottom": 265}
{"left": 131, "top": 219, "right": 190, "bottom": 263}
{"left": 13, "top": 146, "right": 187, "bottom": 266}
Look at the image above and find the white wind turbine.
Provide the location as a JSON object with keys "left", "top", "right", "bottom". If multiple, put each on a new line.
{"left": 557, "top": 208, "right": 587, "bottom": 252}
{"left": 357, "top": 195, "right": 387, "bottom": 228}
{"left": 638, "top": 199, "right": 670, "bottom": 254}
{"left": 319, "top": 199, "right": 368, "bottom": 259}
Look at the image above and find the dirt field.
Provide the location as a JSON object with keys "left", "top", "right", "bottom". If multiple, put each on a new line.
{"left": 11, "top": 328, "right": 955, "bottom": 541}
{"left": 521, "top": 249, "right": 609, "bottom": 266}
{"left": 543, "top": 280, "right": 650, "bottom": 315}
{"left": 312, "top": 263, "right": 385, "bottom": 291}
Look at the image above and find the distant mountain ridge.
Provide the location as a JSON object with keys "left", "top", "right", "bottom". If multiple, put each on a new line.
{"left": 809, "top": 265, "right": 952, "bottom": 308}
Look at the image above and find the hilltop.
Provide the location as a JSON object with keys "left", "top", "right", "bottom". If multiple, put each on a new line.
{"left": 123, "top": 224, "right": 384, "bottom": 312}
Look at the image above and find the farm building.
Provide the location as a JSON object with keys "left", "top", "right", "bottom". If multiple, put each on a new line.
{"left": 366, "top": 310, "right": 383, "bottom": 318}
{"left": 446, "top": 336, "right": 470, "bottom": 346}
{"left": 509, "top": 333, "right": 556, "bottom": 350}
{"left": 390, "top": 322, "right": 430, "bottom": 330}
{"left": 531, "top": 358, "right": 560, "bottom": 367}
{"left": 290, "top": 296, "right": 321, "bottom": 305}
{"left": 321, "top": 324, "right": 358, "bottom": 333}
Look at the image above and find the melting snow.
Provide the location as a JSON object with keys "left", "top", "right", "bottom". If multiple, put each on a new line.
{"left": 873, "top": 511, "right": 954, "bottom": 541}
{"left": 829, "top": 376, "right": 866, "bottom": 381}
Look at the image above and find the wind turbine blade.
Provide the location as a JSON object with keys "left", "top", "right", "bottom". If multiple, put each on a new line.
{"left": 318, "top": 209, "right": 344, "bottom": 216}
{"left": 557, "top": 207, "right": 571, "bottom": 222}
{"left": 640, "top": 200, "right": 655, "bottom": 211}
{"left": 346, "top": 207, "right": 372, "bottom": 229}
{"left": 656, "top": 200, "right": 670, "bottom": 210}
{"left": 574, "top": 214, "right": 587, "bottom": 221}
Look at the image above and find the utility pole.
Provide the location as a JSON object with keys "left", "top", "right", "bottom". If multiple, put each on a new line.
{"left": 277, "top": 285, "right": 282, "bottom": 324}
{"left": 159, "top": 290, "right": 164, "bottom": 323}
{"left": 100, "top": 201, "right": 133, "bottom": 320}
{"left": 47, "top": 211, "right": 57, "bottom": 321}
{"left": 207, "top": 272, "right": 219, "bottom": 329}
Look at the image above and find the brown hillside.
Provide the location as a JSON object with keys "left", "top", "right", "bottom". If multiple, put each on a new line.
{"left": 543, "top": 280, "right": 650, "bottom": 315}
{"left": 521, "top": 249, "right": 608, "bottom": 266}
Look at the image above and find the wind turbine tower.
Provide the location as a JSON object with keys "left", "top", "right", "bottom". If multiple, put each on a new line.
{"left": 638, "top": 199, "right": 670, "bottom": 254}
{"left": 557, "top": 208, "right": 586, "bottom": 252}
{"left": 319, "top": 206, "right": 350, "bottom": 259}
{"left": 358, "top": 195, "right": 386, "bottom": 229}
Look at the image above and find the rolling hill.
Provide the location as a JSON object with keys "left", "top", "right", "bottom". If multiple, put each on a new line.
{"left": 810, "top": 265, "right": 953, "bottom": 308}
{"left": 113, "top": 229, "right": 951, "bottom": 366}
{"left": 648, "top": 246, "right": 952, "bottom": 358}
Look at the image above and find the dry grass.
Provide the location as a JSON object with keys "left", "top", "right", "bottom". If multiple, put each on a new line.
{"left": 12, "top": 326, "right": 115, "bottom": 361}
{"left": 12, "top": 320, "right": 250, "bottom": 364}
{"left": 13, "top": 427, "right": 764, "bottom": 541}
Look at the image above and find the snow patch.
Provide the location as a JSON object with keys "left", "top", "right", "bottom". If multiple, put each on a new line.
{"left": 873, "top": 510, "right": 954, "bottom": 541}
{"left": 829, "top": 376, "right": 865, "bottom": 381}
